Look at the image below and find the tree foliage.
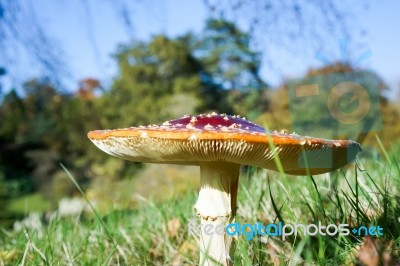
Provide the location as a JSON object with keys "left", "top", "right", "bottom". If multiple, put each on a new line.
{"left": 105, "top": 35, "right": 206, "bottom": 127}
{"left": 258, "top": 62, "right": 395, "bottom": 151}
{"left": 196, "top": 19, "right": 264, "bottom": 91}
{"left": 0, "top": 20, "right": 269, "bottom": 206}
{"left": 0, "top": 18, "right": 396, "bottom": 225}
{"left": 194, "top": 19, "right": 269, "bottom": 118}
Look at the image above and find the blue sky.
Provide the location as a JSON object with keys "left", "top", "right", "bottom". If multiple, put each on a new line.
{"left": 6, "top": 0, "right": 400, "bottom": 97}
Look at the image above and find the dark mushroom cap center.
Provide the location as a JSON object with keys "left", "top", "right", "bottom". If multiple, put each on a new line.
{"left": 165, "top": 113, "right": 266, "bottom": 133}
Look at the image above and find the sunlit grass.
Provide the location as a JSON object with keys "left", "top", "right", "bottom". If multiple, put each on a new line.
{"left": 1, "top": 152, "right": 400, "bottom": 265}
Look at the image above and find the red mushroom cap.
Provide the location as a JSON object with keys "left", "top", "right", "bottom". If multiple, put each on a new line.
{"left": 88, "top": 113, "right": 361, "bottom": 175}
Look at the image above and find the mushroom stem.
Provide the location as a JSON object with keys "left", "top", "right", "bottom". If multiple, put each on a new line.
{"left": 194, "top": 162, "right": 240, "bottom": 266}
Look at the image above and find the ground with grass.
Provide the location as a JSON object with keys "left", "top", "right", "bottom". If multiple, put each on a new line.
{"left": 1, "top": 149, "right": 400, "bottom": 265}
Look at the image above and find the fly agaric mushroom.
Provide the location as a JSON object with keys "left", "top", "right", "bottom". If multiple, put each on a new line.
{"left": 87, "top": 113, "right": 361, "bottom": 266}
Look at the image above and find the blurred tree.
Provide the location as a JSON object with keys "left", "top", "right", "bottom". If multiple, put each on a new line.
{"left": 258, "top": 62, "right": 397, "bottom": 151}
{"left": 0, "top": 66, "right": 5, "bottom": 99}
{"left": 0, "top": 78, "right": 99, "bottom": 200}
{"left": 196, "top": 19, "right": 264, "bottom": 91}
{"left": 0, "top": 89, "right": 34, "bottom": 190}
{"left": 194, "top": 19, "right": 269, "bottom": 118}
{"left": 256, "top": 87, "right": 291, "bottom": 131}
{"left": 77, "top": 78, "right": 103, "bottom": 100}
{"left": 104, "top": 35, "right": 211, "bottom": 127}
{"left": 300, "top": 63, "right": 385, "bottom": 143}
{"left": 0, "top": 79, "right": 65, "bottom": 194}
{"left": 0, "top": 89, "right": 24, "bottom": 142}
{"left": 0, "top": 20, "right": 273, "bottom": 206}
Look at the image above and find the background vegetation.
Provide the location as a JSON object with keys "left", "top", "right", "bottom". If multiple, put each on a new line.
{"left": 0, "top": 2, "right": 399, "bottom": 264}
{"left": 0, "top": 19, "right": 272, "bottom": 223}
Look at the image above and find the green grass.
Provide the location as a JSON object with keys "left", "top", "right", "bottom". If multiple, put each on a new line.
{"left": 1, "top": 153, "right": 400, "bottom": 265}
